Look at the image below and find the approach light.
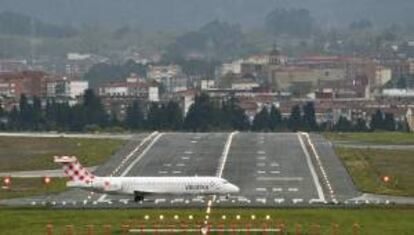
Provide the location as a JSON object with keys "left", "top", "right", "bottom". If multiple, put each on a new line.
{"left": 382, "top": 175, "right": 391, "bottom": 183}
{"left": 44, "top": 176, "right": 51, "bottom": 185}
{"left": 3, "top": 176, "right": 11, "bottom": 185}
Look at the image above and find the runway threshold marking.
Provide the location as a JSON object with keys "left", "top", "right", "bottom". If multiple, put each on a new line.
{"left": 97, "top": 132, "right": 164, "bottom": 202}
{"left": 204, "top": 131, "right": 238, "bottom": 226}
{"left": 297, "top": 133, "right": 326, "bottom": 203}
{"left": 256, "top": 177, "right": 303, "bottom": 181}
{"left": 120, "top": 133, "right": 164, "bottom": 176}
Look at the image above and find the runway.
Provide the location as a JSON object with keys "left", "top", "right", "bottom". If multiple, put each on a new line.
{"left": 1, "top": 132, "right": 366, "bottom": 208}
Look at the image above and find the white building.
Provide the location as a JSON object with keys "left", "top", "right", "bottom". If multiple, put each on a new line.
{"left": 148, "top": 87, "right": 159, "bottom": 102}
{"left": 231, "top": 79, "right": 260, "bottom": 90}
{"left": 382, "top": 89, "right": 414, "bottom": 97}
{"left": 98, "top": 82, "right": 128, "bottom": 97}
{"left": 201, "top": 80, "right": 215, "bottom": 90}
{"left": 215, "top": 59, "right": 243, "bottom": 79}
{"left": 147, "top": 65, "right": 182, "bottom": 80}
{"left": 47, "top": 79, "right": 89, "bottom": 99}
{"left": 375, "top": 66, "right": 392, "bottom": 87}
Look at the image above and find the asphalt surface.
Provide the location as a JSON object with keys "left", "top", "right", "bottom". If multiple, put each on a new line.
{"left": 222, "top": 133, "right": 321, "bottom": 206}
{"left": 5, "top": 132, "right": 411, "bottom": 208}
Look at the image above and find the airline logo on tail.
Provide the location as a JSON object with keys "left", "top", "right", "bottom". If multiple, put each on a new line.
{"left": 54, "top": 156, "right": 95, "bottom": 183}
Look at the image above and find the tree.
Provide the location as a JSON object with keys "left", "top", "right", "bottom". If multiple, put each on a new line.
{"left": 370, "top": 109, "right": 385, "bottom": 131}
{"left": 184, "top": 93, "right": 217, "bottom": 131}
{"left": 164, "top": 101, "right": 184, "bottom": 130}
{"left": 269, "top": 105, "right": 282, "bottom": 131}
{"left": 265, "top": 8, "right": 314, "bottom": 38}
{"left": 334, "top": 116, "right": 352, "bottom": 132}
{"left": 165, "top": 20, "right": 253, "bottom": 61}
{"left": 302, "top": 102, "right": 318, "bottom": 131}
{"left": 222, "top": 97, "right": 250, "bottom": 131}
{"left": 83, "top": 89, "right": 108, "bottom": 127}
{"left": 147, "top": 103, "right": 162, "bottom": 130}
{"left": 353, "top": 118, "right": 368, "bottom": 132}
{"left": 252, "top": 107, "right": 270, "bottom": 131}
{"left": 125, "top": 101, "right": 144, "bottom": 130}
{"left": 383, "top": 113, "right": 396, "bottom": 131}
{"left": 288, "top": 105, "right": 302, "bottom": 132}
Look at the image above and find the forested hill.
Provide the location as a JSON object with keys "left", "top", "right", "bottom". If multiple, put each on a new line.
{"left": 1, "top": 0, "right": 413, "bottom": 30}
{"left": 0, "top": 12, "right": 77, "bottom": 38}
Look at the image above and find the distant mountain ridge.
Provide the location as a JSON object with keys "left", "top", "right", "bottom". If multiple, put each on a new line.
{"left": 1, "top": 0, "right": 413, "bottom": 30}
{"left": 0, "top": 11, "right": 77, "bottom": 38}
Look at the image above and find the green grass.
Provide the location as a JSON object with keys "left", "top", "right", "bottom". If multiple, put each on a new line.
{"left": 0, "top": 137, "right": 125, "bottom": 172}
{"left": 0, "top": 178, "right": 67, "bottom": 200}
{"left": 335, "top": 147, "right": 414, "bottom": 196}
{"left": 0, "top": 208, "right": 413, "bottom": 234}
{"left": 324, "top": 132, "right": 414, "bottom": 145}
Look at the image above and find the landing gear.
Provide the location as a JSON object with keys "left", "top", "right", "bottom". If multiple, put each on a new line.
{"left": 134, "top": 192, "right": 144, "bottom": 202}
{"left": 225, "top": 194, "right": 230, "bottom": 200}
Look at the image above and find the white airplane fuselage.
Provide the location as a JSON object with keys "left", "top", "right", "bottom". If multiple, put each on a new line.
{"left": 68, "top": 176, "right": 239, "bottom": 196}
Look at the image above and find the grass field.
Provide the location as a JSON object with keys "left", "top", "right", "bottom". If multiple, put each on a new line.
{"left": 324, "top": 132, "right": 414, "bottom": 145}
{"left": 335, "top": 147, "right": 414, "bottom": 196}
{"left": 0, "top": 137, "right": 125, "bottom": 172}
{"left": 0, "top": 177, "right": 67, "bottom": 200}
{"left": 0, "top": 208, "right": 413, "bottom": 234}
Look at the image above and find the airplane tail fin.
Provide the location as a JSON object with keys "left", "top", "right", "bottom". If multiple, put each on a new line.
{"left": 54, "top": 156, "right": 95, "bottom": 183}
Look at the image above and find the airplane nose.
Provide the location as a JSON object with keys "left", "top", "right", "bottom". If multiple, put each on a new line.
{"left": 231, "top": 184, "right": 240, "bottom": 193}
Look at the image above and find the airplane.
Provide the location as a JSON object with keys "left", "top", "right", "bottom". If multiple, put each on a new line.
{"left": 54, "top": 155, "right": 240, "bottom": 202}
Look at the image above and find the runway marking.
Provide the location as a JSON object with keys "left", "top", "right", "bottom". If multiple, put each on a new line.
{"left": 184, "top": 151, "right": 193, "bottom": 154}
{"left": 172, "top": 171, "right": 182, "bottom": 174}
{"left": 255, "top": 187, "right": 267, "bottom": 192}
{"left": 256, "top": 177, "right": 303, "bottom": 181}
{"left": 191, "top": 140, "right": 198, "bottom": 143}
{"left": 120, "top": 133, "right": 164, "bottom": 177}
{"left": 110, "top": 131, "right": 159, "bottom": 176}
{"left": 297, "top": 133, "right": 326, "bottom": 202}
{"left": 163, "top": 163, "right": 172, "bottom": 167}
{"left": 302, "top": 132, "right": 336, "bottom": 202}
{"left": 257, "top": 150, "right": 266, "bottom": 154}
{"left": 155, "top": 198, "right": 166, "bottom": 203}
{"left": 257, "top": 170, "right": 266, "bottom": 174}
{"left": 98, "top": 132, "right": 161, "bottom": 202}
{"left": 181, "top": 156, "right": 190, "bottom": 160}
{"left": 256, "top": 198, "right": 267, "bottom": 204}
{"left": 176, "top": 163, "right": 185, "bottom": 167}
{"left": 272, "top": 188, "right": 283, "bottom": 192}
{"left": 205, "top": 131, "right": 238, "bottom": 226}
{"left": 274, "top": 198, "right": 285, "bottom": 203}
{"left": 171, "top": 198, "right": 184, "bottom": 204}
{"left": 257, "top": 162, "right": 266, "bottom": 167}
{"left": 270, "top": 162, "right": 279, "bottom": 167}
{"left": 158, "top": 171, "right": 168, "bottom": 174}
{"left": 288, "top": 187, "right": 299, "bottom": 192}
{"left": 270, "top": 171, "right": 280, "bottom": 174}
{"left": 216, "top": 132, "right": 238, "bottom": 178}
{"left": 257, "top": 156, "right": 266, "bottom": 160}
{"left": 293, "top": 198, "right": 304, "bottom": 204}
